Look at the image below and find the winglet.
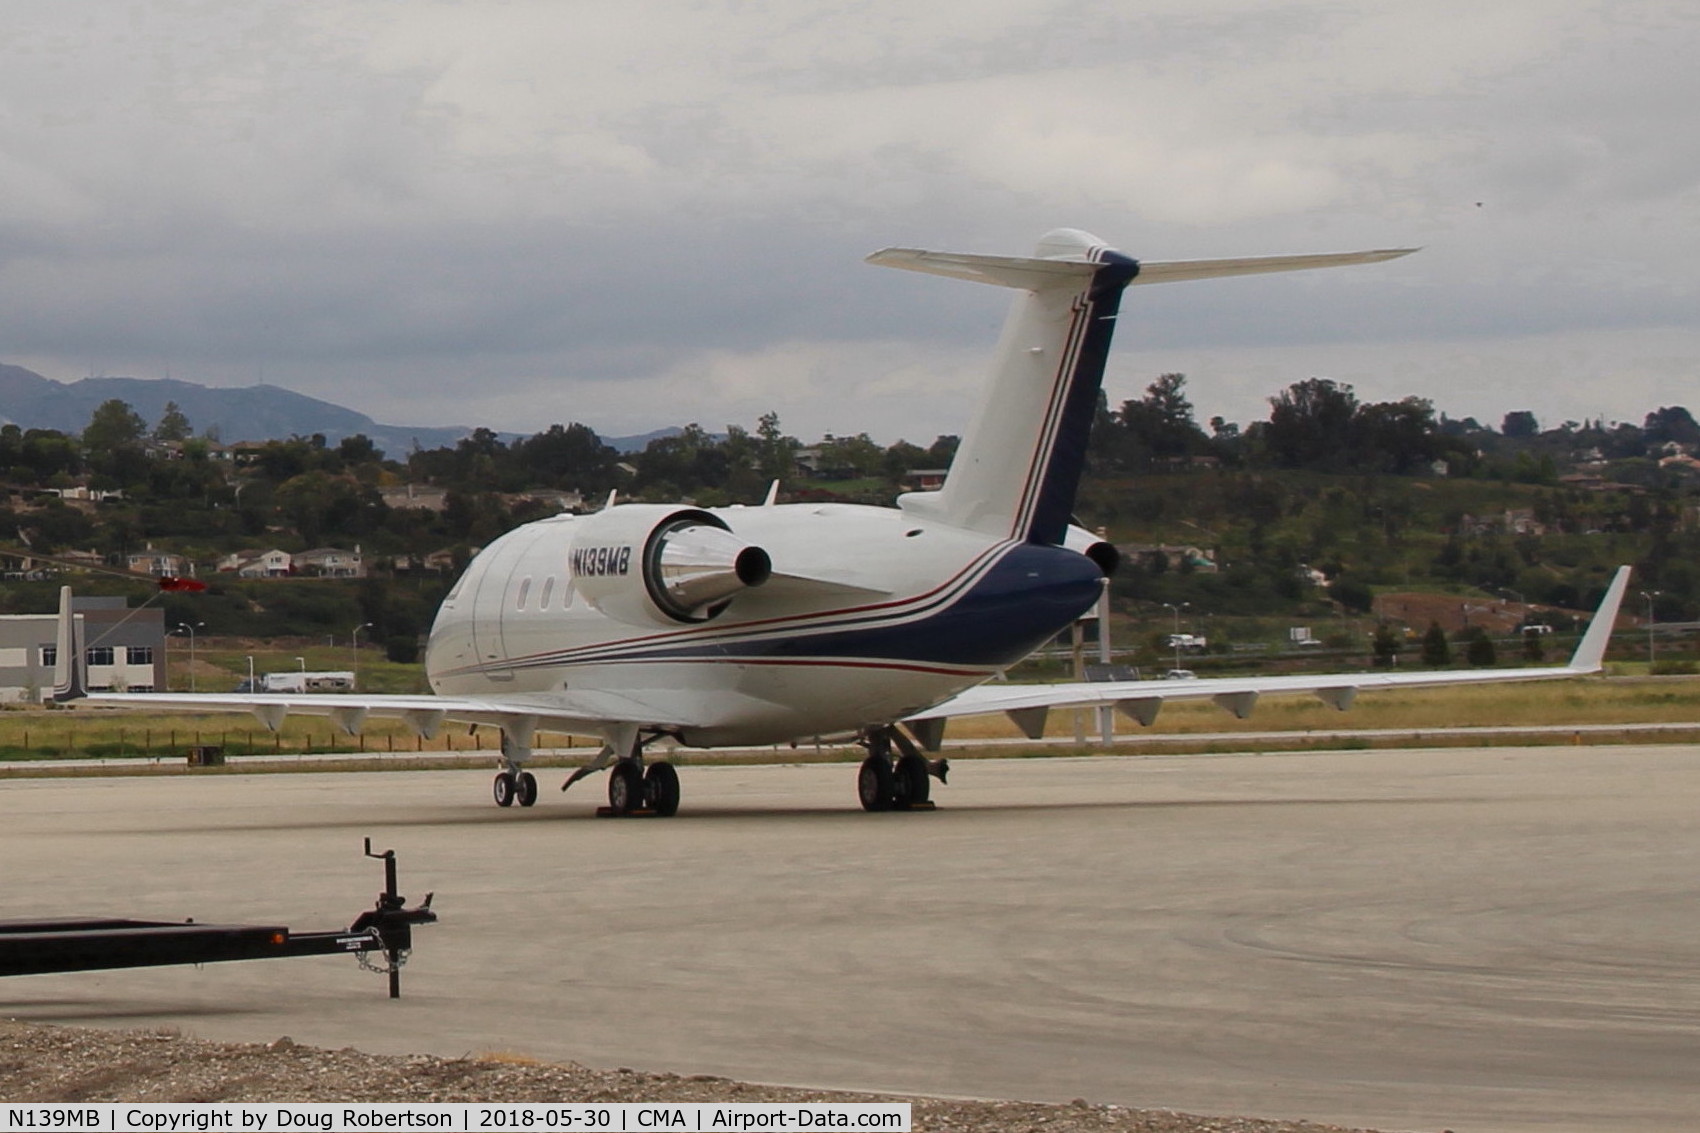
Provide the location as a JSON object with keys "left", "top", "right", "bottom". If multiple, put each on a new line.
{"left": 1567, "top": 565, "right": 1632, "bottom": 672}
{"left": 50, "top": 585, "right": 85, "bottom": 702}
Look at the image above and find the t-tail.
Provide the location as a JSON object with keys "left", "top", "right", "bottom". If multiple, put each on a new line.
{"left": 871, "top": 229, "right": 1417, "bottom": 545}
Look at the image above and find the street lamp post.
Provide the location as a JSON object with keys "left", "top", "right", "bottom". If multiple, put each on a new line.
{"left": 1161, "top": 601, "right": 1188, "bottom": 672}
{"left": 1096, "top": 574, "right": 1113, "bottom": 744}
{"left": 246, "top": 654, "right": 255, "bottom": 691}
{"left": 1641, "top": 590, "right": 1662, "bottom": 669}
{"left": 175, "top": 621, "right": 205, "bottom": 692}
{"left": 352, "top": 622, "right": 373, "bottom": 687}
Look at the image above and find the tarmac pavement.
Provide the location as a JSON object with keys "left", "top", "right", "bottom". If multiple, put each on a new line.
{"left": 2, "top": 746, "right": 1697, "bottom": 1132}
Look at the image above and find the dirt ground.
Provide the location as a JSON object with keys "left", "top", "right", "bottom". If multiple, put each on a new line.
{"left": 0, "top": 1021, "right": 1380, "bottom": 1133}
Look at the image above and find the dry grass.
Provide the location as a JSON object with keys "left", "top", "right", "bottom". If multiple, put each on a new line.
{"left": 931, "top": 671, "right": 1700, "bottom": 739}
{"left": 1, "top": 672, "right": 1696, "bottom": 770}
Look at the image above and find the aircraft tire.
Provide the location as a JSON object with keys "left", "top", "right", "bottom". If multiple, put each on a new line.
{"left": 645, "top": 761, "right": 681, "bottom": 817}
{"left": 608, "top": 760, "right": 644, "bottom": 814}
{"left": 493, "top": 772, "right": 516, "bottom": 808}
{"left": 857, "top": 754, "right": 895, "bottom": 812}
{"left": 894, "top": 752, "right": 930, "bottom": 808}
{"left": 516, "top": 771, "right": 539, "bottom": 807}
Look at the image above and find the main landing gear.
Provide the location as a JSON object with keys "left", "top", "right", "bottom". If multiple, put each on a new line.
{"left": 553, "top": 728, "right": 683, "bottom": 818}
{"left": 492, "top": 768, "right": 538, "bottom": 808}
{"left": 493, "top": 725, "right": 540, "bottom": 808}
{"left": 604, "top": 756, "right": 681, "bottom": 817}
{"left": 857, "top": 725, "right": 949, "bottom": 812}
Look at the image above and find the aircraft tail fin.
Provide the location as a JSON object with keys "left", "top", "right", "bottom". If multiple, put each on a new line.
{"left": 873, "top": 231, "right": 1415, "bottom": 545}
{"left": 51, "top": 585, "right": 85, "bottom": 702}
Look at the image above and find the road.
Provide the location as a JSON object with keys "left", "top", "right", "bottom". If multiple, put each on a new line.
{"left": 2, "top": 746, "right": 1697, "bottom": 1132}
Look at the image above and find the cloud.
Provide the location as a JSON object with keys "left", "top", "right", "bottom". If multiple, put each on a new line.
{"left": 1, "top": 0, "right": 1695, "bottom": 445}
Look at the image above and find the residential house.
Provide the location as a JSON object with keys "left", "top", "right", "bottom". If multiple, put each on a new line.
{"left": 126, "top": 548, "right": 195, "bottom": 579}
{"left": 380, "top": 484, "right": 450, "bottom": 512}
{"left": 902, "top": 469, "right": 948, "bottom": 492}
{"left": 294, "top": 546, "right": 364, "bottom": 578}
{"left": 218, "top": 548, "right": 293, "bottom": 578}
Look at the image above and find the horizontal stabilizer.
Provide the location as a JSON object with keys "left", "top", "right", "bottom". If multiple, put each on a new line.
{"left": 1132, "top": 248, "right": 1417, "bottom": 286}
{"left": 865, "top": 247, "right": 1096, "bottom": 290}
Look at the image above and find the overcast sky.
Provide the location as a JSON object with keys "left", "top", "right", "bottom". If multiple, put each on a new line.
{"left": 3, "top": 1, "right": 1696, "bottom": 447}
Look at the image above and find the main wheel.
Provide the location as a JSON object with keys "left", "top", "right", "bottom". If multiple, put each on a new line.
{"left": 493, "top": 772, "right": 516, "bottom": 808}
{"left": 516, "top": 771, "right": 539, "bottom": 807}
{"left": 645, "top": 761, "right": 681, "bottom": 817}
{"left": 894, "top": 752, "right": 930, "bottom": 808}
{"left": 608, "top": 760, "right": 644, "bottom": 814}
{"left": 857, "top": 754, "right": 895, "bottom": 812}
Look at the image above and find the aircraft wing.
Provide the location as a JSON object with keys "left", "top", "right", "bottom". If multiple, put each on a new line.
{"left": 905, "top": 566, "right": 1631, "bottom": 739}
{"left": 74, "top": 685, "right": 696, "bottom": 746}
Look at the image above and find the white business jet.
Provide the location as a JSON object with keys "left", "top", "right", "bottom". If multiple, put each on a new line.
{"left": 54, "top": 229, "right": 1630, "bottom": 815}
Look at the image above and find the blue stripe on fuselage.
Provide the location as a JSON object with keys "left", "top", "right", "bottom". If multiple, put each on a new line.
{"left": 579, "top": 542, "right": 1105, "bottom": 669}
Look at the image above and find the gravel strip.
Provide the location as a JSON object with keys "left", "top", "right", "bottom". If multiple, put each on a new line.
{"left": 0, "top": 1021, "right": 1390, "bottom": 1133}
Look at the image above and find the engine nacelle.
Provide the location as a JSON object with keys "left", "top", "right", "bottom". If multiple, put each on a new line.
{"left": 568, "top": 505, "right": 771, "bottom": 626}
{"left": 1063, "top": 524, "right": 1120, "bottom": 577}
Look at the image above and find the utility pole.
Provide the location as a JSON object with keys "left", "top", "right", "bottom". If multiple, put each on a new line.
{"left": 176, "top": 621, "right": 204, "bottom": 692}
{"left": 352, "top": 622, "right": 373, "bottom": 687}
{"left": 1641, "top": 590, "right": 1661, "bottom": 670}
{"left": 1162, "top": 601, "right": 1188, "bottom": 671}
{"left": 1096, "top": 573, "right": 1113, "bottom": 744}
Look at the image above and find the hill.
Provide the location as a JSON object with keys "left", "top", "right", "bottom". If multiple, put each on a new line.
{"left": 0, "top": 363, "right": 474, "bottom": 454}
{"left": 0, "top": 364, "right": 676, "bottom": 455}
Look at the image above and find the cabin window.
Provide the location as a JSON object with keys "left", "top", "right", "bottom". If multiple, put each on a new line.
{"left": 516, "top": 577, "right": 532, "bottom": 610}
{"left": 540, "top": 577, "right": 555, "bottom": 609}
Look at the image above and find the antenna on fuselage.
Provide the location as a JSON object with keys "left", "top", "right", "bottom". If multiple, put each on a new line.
{"left": 604, "top": 489, "right": 618, "bottom": 510}
{"left": 762, "top": 480, "right": 780, "bottom": 507}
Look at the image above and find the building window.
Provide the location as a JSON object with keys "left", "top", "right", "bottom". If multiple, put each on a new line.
{"left": 127, "top": 646, "right": 153, "bottom": 665}
{"left": 86, "top": 646, "right": 115, "bottom": 666}
{"left": 40, "top": 646, "right": 56, "bottom": 666}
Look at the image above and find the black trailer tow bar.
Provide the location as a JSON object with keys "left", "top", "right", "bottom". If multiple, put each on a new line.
{"left": 0, "top": 839, "right": 436, "bottom": 998}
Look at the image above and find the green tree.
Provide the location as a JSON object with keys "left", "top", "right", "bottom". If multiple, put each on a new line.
{"left": 82, "top": 399, "right": 150, "bottom": 484}
{"left": 1501, "top": 410, "right": 1539, "bottom": 438}
{"left": 84, "top": 399, "right": 147, "bottom": 451}
{"left": 756, "top": 411, "right": 800, "bottom": 484}
{"left": 1330, "top": 576, "right": 1375, "bottom": 613}
{"left": 154, "top": 401, "right": 192, "bottom": 442}
{"left": 1464, "top": 628, "right": 1498, "bottom": 667}
{"left": 1522, "top": 628, "right": 1546, "bottom": 663}
{"left": 1421, "top": 621, "right": 1451, "bottom": 667}
{"left": 1265, "top": 379, "right": 1359, "bottom": 470}
{"left": 1371, "top": 622, "right": 1402, "bottom": 668}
